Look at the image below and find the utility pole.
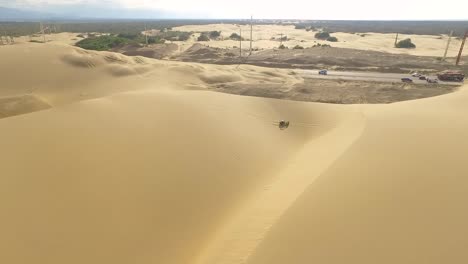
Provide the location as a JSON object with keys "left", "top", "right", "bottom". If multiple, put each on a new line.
{"left": 144, "top": 24, "right": 148, "bottom": 46}
{"left": 239, "top": 26, "right": 242, "bottom": 58}
{"left": 249, "top": 15, "right": 253, "bottom": 55}
{"left": 394, "top": 33, "right": 399, "bottom": 47}
{"left": 40, "top": 22, "right": 45, "bottom": 43}
{"left": 442, "top": 30, "right": 453, "bottom": 61}
{"left": 455, "top": 30, "right": 468, "bottom": 66}
{"left": 280, "top": 33, "right": 283, "bottom": 46}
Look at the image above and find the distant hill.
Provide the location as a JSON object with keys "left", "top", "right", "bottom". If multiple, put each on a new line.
{"left": 0, "top": 7, "right": 53, "bottom": 21}
{"left": 0, "top": 6, "right": 179, "bottom": 21}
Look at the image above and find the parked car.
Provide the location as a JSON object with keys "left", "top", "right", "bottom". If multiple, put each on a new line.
{"left": 319, "top": 70, "right": 328, "bottom": 75}
{"left": 412, "top": 72, "right": 421, "bottom": 77}
{"left": 427, "top": 78, "right": 438, "bottom": 83}
{"left": 401, "top": 78, "right": 413, "bottom": 83}
{"left": 419, "top": 76, "right": 427, "bottom": 80}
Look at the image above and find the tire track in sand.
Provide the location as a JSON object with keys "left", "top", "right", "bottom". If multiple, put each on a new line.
{"left": 194, "top": 108, "right": 366, "bottom": 264}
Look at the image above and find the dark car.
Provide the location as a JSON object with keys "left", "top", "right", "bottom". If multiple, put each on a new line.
{"left": 319, "top": 70, "right": 328, "bottom": 75}
{"left": 401, "top": 78, "right": 413, "bottom": 83}
{"left": 419, "top": 76, "right": 427, "bottom": 80}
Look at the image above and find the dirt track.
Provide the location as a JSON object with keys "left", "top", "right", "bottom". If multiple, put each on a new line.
{"left": 209, "top": 78, "right": 458, "bottom": 104}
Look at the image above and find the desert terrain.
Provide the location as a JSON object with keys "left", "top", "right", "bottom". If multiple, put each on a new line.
{"left": 10, "top": 23, "right": 468, "bottom": 75}
{"left": 173, "top": 24, "right": 464, "bottom": 56}
{"left": 1, "top": 22, "right": 468, "bottom": 264}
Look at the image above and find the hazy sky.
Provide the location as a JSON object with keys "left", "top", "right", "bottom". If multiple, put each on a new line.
{"left": 2, "top": 0, "right": 468, "bottom": 19}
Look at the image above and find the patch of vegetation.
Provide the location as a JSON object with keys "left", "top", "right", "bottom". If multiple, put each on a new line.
{"left": 117, "top": 33, "right": 140, "bottom": 39}
{"left": 76, "top": 35, "right": 133, "bottom": 51}
{"left": 29, "top": 40, "right": 44, "bottom": 43}
{"left": 147, "top": 36, "right": 165, "bottom": 44}
{"left": 395, "top": 38, "right": 416, "bottom": 48}
{"left": 315, "top": 31, "right": 330, "bottom": 40}
{"left": 295, "top": 24, "right": 307, "bottom": 29}
{"left": 209, "top": 31, "right": 221, "bottom": 39}
{"left": 116, "top": 33, "right": 165, "bottom": 45}
{"left": 293, "top": 45, "right": 304, "bottom": 49}
{"left": 197, "top": 33, "right": 210, "bottom": 41}
{"left": 327, "top": 36, "right": 338, "bottom": 42}
{"left": 77, "top": 34, "right": 85, "bottom": 38}
{"left": 229, "top": 33, "right": 244, "bottom": 41}
{"left": 312, "top": 43, "right": 332, "bottom": 48}
{"left": 160, "top": 31, "right": 192, "bottom": 41}
{"left": 279, "top": 44, "right": 287, "bottom": 49}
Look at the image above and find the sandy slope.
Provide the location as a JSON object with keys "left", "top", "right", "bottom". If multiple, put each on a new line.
{"left": 247, "top": 87, "right": 468, "bottom": 264}
{"left": 0, "top": 42, "right": 301, "bottom": 117}
{"left": 1, "top": 42, "right": 468, "bottom": 264}
{"left": 174, "top": 24, "right": 463, "bottom": 57}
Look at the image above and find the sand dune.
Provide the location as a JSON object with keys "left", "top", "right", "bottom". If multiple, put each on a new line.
{"left": 247, "top": 88, "right": 468, "bottom": 264}
{"left": 0, "top": 94, "right": 50, "bottom": 118}
{"left": 0, "top": 42, "right": 301, "bottom": 113}
{"left": 1, "top": 42, "right": 468, "bottom": 264}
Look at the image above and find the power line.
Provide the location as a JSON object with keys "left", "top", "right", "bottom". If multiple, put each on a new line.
{"left": 442, "top": 30, "right": 453, "bottom": 61}
{"left": 250, "top": 15, "right": 253, "bottom": 55}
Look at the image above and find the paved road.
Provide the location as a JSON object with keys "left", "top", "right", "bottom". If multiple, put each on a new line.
{"left": 298, "top": 70, "right": 462, "bottom": 86}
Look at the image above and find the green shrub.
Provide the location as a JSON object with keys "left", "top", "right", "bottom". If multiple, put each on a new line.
{"left": 197, "top": 34, "right": 210, "bottom": 41}
{"left": 279, "top": 44, "right": 287, "bottom": 49}
{"left": 327, "top": 36, "right": 338, "bottom": 42}
{"left": 293, "top": 45, "right": 304, "bottom": 49}
{"left": 295, "top": 24, "right": 307, "bottom": 29}
{"left": 29, "top": 40, "right": 44, "bottom": 43}
{"left": 147, "top": 36, "right": 165, "bottom": 44}
{"left": 117, "top": 33, "right": 139, "bottom": 39}
{"left": 161, "top": 31, "right": 191, "bottom": 41}
{"left": 315, "top": 31, "right": 330, "bottom": 39}
{"left": 395, "top": 38, "right": 416, "bottom": 48}
{"left": 229, "top": 33, "right": 243, "bottom": 41}
{"left": 209, "top": 31, "right": 221, "bottom": 39}
{"left": 76, "top": 35, "right": 131, "bottom": 51}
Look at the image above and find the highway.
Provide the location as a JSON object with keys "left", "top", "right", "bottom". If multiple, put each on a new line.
{"left": 298, "top": 70, "right": 462, "bottom": 86}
